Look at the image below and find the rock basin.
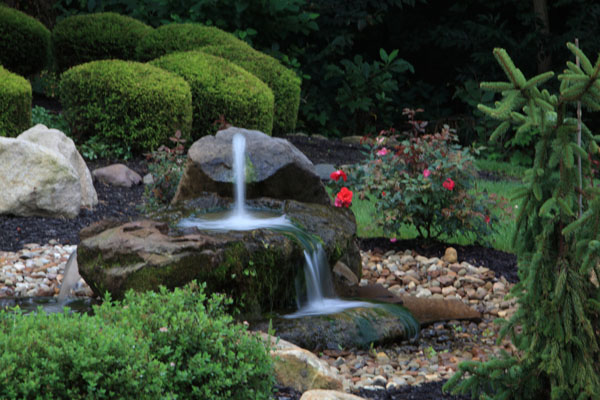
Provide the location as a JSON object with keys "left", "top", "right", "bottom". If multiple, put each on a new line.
{"left": 77, "top": 195, "right": 361, "bottom": 317}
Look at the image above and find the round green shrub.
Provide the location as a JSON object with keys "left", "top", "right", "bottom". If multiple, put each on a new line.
{"left": 0, "top": 5, "right": 51, "bottom": 76}
{"left": 150, "top": 51, "right": 274, "bottom": 137}
{"left": 95, "top": 283, "right": 275, "bottom": 399}
{"left": 201, "top": 43, "right": 301, "bottom": 135}
{"left": 0, "top": 65, "right": 31, "bottom": 137}
{"left": 52, "top": 12, "right": 153, "bottom": 71}
{"left": 136, "top": 22, "right": 244, "bottom": 62}
{"left": 0, "top": 310, "right": 166, "bottom": 399}
{"left": 59, "top": 59, "right": 192, "bottom": 155}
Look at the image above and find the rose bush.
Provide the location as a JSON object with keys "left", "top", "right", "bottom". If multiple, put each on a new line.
{"left": 335, "top": 125, "right": 501, "bottom": 242}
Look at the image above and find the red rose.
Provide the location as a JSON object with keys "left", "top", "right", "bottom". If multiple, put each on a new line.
{"left": 330, "top": 170, "right": 347, "bottom": 182}
{"left": 442, "top": 178, "right": 455, "bottom": 191}
{"left": 334, "top": 187, "right": 353, "bottom": 208}
{"left": 485, "top": 215, "right": 490, "bottom": 224}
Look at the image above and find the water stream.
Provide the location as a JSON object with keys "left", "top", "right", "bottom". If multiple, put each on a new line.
{"left": 178, "top": 133, "right": 372, "bottom": 318}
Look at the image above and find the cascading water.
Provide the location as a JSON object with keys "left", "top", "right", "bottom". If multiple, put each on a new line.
{"left": 178, "top": 132, "right": 372, "bottom": 317}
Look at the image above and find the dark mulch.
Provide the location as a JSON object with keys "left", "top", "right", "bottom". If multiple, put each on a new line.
{"left": 0, "top": 131, "right": 512, "bottom": 400}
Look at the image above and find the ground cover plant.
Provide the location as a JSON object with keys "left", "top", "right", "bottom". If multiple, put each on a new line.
{"left": 0, "top": 282, "right": 274, "bottom": 399}
{"left": 444, "top": 43, "right": 600, "bottom": 400}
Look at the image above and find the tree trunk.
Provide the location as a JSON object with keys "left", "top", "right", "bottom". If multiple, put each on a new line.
{"left": 533, "top": 0, "right": 551, "bottom": 73}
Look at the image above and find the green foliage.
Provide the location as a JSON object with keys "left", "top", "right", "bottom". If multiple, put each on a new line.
{"left": 0, "top": 307, "right": 166, "bottom": 399}
{"left": 0, "top": 4, "right": 51, "bottom": 76}
{"left": 31, "top": 105, "right": 70, "bottom": 135}
{"left": 0, "top": 65, "right": 31, "bottom": 137}
{"left": 94, "top": 283, "right": 275, "bottom": 399}
{"left": 135, "top": 22, "right": 245, "bottom": 61}
{"left": 59, "top": 59, "right": 193, "bottom": 157}
{"left": 200, "top": 42, "right": 301, "bottom": 135}
{"left": 0, "top": 282, "right": 274, "bottom": 399}
{"left": 52, "top": 12, "right": 153, "bottom": 71}
{"left": 444, "top": 43, "right": 600, "bottom": 400}
{"left": 150, "top": 51, "right": 274, "bottom": 138}
{"left": 141, "top": 130, "right": 187, "bottom": 212}
{"left": 339, "top": 123, "right": 499, "bottom": 242}
{"left": 320, "top": 49, "right": 414, "bottom": 135}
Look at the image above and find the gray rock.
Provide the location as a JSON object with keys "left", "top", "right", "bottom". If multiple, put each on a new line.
{"left": 18, "top": 124, "right": 97, "bottom": 208}
{"left": 0, "top": 137, "right": 81, "bottom": 218}
{"left": 314, "top": 163, "right": 337, "bottom": 180}
{"left": 172, "top": 127, "right": 330, "bottom": 205}
{"left": 93, "top": 163, "right": 142, "bottom": 188}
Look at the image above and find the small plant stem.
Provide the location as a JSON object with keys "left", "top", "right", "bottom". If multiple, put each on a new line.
{"left": 576, "top": 38, "right": 583, "bottom": 217}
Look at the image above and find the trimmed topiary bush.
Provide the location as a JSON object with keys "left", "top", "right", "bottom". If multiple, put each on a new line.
{"left": 136, "top": 22, "right": 244, "bottom": 62}
{"left": 0, "top": 65, "right": 31, "bottom": 137}
{"left": 52, "top": 12, "right": 153, "bottom": 71}
{"left": 151, "top": 51, "right": 274, "bottom": 137}
{"left": 201, "top": 42, "right": 301, "bottom": 135}
{"left": 0, "top": 5, "right": 51, "bottom": 76}
{"left": 59, "top": 59, "right": 192, "bottom": 156}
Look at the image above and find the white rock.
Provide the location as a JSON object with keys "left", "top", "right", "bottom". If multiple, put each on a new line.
{"left": 18, "top": 124, "right": 97, "bottom": 208}
{"left": 0, "top": 136, "right": 81, "bottom": 218}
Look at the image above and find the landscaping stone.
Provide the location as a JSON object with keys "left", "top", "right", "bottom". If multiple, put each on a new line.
{"left": 18, "top": 124, "right": 97, "bottom": 208}
{"left": 76, "top": 196, "right": 361, "bottom": 316}
{"left": 300, "top": 390, "right": 366, "bottom": 400}
{"left": 0, "top": 136, "right": 81, "bottom": 218}
{"left": 92, "top": 163, "right": 142, "bottom": 188}
{"left": 260, "top": 333, "right": 344, "bottom": 392}
{"left": 172, "top": 127, "right": 330, "bottom": 205}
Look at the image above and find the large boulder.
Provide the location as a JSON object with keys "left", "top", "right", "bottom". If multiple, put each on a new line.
{"left": 0, "top": 136, "right": 81, "bottom": 218}
{"left": 18, "top": 124, "right": 97, "bottom": 208}
{"left": 77, "top": 196, "right": 361, "bottom": 316}
{"left": 172, "top": 127, "right": 330, "bottom": 205}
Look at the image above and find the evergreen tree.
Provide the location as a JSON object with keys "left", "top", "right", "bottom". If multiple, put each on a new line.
{"left": 444, "top": 43, "right": 600, "bottom": 399}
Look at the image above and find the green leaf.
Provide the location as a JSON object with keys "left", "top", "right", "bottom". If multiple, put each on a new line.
{"left": 567, "top": 42, "right": 594, "bottom": 76}
{"left": 480, "top": 81, "right": 515, "bottom": 92}
{"left": 557, "top": 197, "right": 575, "bottom": 217}
{"left": 539, "top": 198, "right": 557, "bottom": 217}
{"left": 489, "top": 121, "right": 511, "bottom": 142}
{"left": 524, "top": 71, "right": 554, "bottom": 89}
{"left": 532, "top": 183, "right": 542, "bottom": 201}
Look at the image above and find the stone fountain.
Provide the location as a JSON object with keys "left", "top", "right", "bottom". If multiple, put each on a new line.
{"left": 76, "top": 127, "right": 423, "bottom": 348}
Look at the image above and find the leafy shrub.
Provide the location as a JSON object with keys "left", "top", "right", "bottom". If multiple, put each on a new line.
{"left": 201, "top": 42, "right": 301, "bottom": 135}
{"left": 95, "top": 282, "right": 275, "bottom": 399}
{"left": 141, "top": 130, "right": 187, "bottom": 212}
{"left": 59, "top": 59, "right": 193, "bottom": 157}
{"left": 0, "top": 4, "right": 51, "bottom": 76}
{"left": 0, "top": 308, "right": 165, "bottom": 399}
{"left": 31, "top": 105, "right": 70, "bottom": 134}
{"left": 150, "top": 51, "right": 274, "bottom": 138}
{"left": 0, "top": 65, "right": 31, "bottom": 137}
{"left": 52, "top": 12, "right": 153, "bottom": 71}
{"left": 136, "top": 23, "right": 244, "bottom": 62}
{"left": 340, "top": 122, "right": 498, "bottom": 241}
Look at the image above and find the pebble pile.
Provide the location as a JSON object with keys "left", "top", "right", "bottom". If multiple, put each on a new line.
{"left": 321, "top": 248, "right": 519, "bottom": 394}
{"left": 0, "top": 241, "right": 92, "bottom": 298}
{"left": 0, "top": 243, "right": 519, "bottom": 395}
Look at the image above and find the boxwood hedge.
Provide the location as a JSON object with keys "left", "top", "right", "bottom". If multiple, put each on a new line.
{"left": 0, "top": 65, "right": 31, "bottom": 137}
{"left": 136, "top": 22, "right": 244, "bottom": 62}
{"left": 201, "top": 42, "right": 301, "bottom": 135}
{"left": 52, "top": 12, "right": 153, "bottom": 71}
{"left": 150, "top": 51, "right": 274, "bottom": 138}
{"left": 59, "top": 59, "right": 192, "bottom": 154}
{"left": 0, "top": 5, "right": 51, "bottom": 76}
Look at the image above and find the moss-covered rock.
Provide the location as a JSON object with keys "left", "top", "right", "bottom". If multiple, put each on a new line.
{"left": 52, "top": 12, "right": 153, "bottom": 71}
{"left": 135, "top": 23, "right": 244, "bottom": 62}
{"left": 0, "top": 5, "right": 51, "bottom": 77}
{"left": 0, "top": 66, "right": 31, "bottom": 137}
{"left": 77, "top": 197, "right": 361, "bottom": 317}
{"left": 59, "top": 59, "right": 192, "bottom": 154}
{"left": 200, "top": 43, "right": 301, "bottom": 135}
{"left": 150, "top": 51, "right": 274, "bottom": 138}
